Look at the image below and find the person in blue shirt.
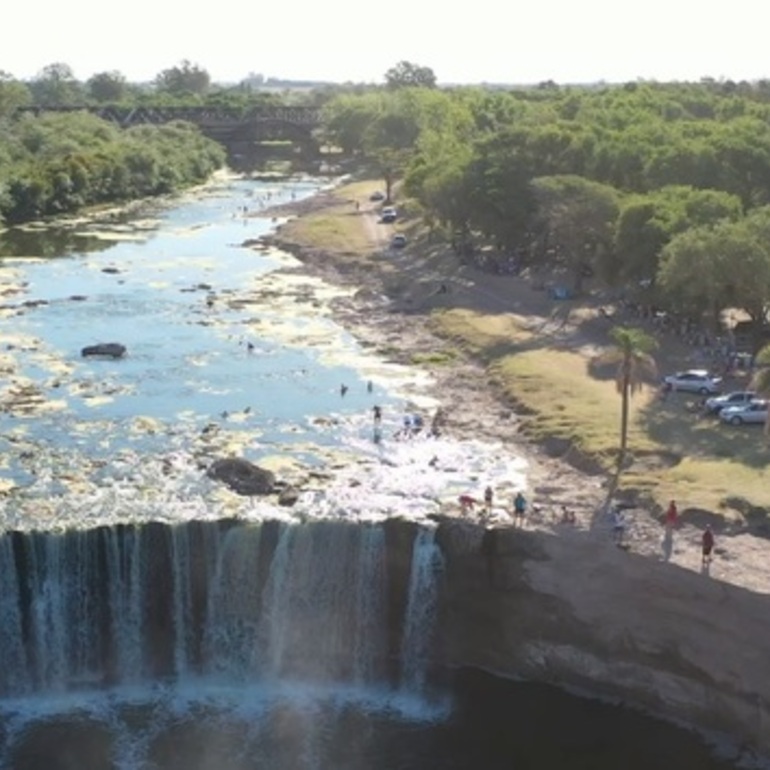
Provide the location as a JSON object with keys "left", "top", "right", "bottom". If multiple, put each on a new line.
{"left": 512, "top": 492, "right": 527, "bottom": 527}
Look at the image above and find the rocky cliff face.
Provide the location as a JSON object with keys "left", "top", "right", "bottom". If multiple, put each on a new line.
{"left": 434, "top": 520, "right": 770, "bottom": 758}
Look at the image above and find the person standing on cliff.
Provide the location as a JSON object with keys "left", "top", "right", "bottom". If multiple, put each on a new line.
{"left": 611, "top": 506, "right": 626, "bottom": 546}
{"left": 484, "top": 485, "right": 494, "bottom": 513}
{"left": 665, "top": 500, "right": 678, "bottom": 530}
{"left": 512, "top": 491, "right": 527, "bottom": 527}
{"left": 702, "top": 525, "right": 715, "bottom": 568}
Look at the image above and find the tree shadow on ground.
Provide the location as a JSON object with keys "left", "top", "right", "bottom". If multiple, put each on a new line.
{"left": 637, "top": 394, "right": 770, "bottom": 470}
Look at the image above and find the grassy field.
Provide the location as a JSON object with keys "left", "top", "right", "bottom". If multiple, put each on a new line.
{"left": 429, "top": 306, "right": 770, "bottom": 515}
{"left": 277, "top": 180, "right": 385, "bottom": 259}
{"left": 283, "top": 177, "right": 770, "bottom": 517}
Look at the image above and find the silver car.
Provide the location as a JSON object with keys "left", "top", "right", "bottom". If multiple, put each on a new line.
{"left": 719, "top": 400, "right": 769, "bottom": 425}
{"left": 663, "top": 369, "right": 722, "bottom": 395}
{"left": 704, "top": 390, "right": 756, "bottom": 415}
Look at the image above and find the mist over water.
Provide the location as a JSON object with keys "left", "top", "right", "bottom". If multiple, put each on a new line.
{"left": 0, "top": 175, "right": 743, "bottom": 769}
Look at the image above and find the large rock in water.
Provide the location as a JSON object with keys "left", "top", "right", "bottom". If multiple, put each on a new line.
{"left": 81, "top": 342, "right": 126, "bottom": 359}
{"left": 207, "top": 458, "right": 276, "bottom": 496}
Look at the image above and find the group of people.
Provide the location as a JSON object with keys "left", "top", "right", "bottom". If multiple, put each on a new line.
{"left": 459, "top": 487, "right": 529, "bottom": 526}
{"left": 613, "top": 499, "right": 715, "bottom": 568}
{"left": 662, "top": 499, "right": 715, "bottom": 567}
{"left": 462, "top": 488, "right": 716, "bottom": 571}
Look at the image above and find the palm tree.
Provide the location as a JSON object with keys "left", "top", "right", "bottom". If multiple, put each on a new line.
{"left": 601, "top": 326, "right": 659, "bottom": 469}
{"left": 749, "top": 344, "right": 770, "bottom": 437}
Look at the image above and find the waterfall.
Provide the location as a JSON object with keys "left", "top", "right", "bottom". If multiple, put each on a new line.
{"left": 260, "top": 521, "right": 389, "bottom": 684}
{"left": 400, "top": 527, "right": 444, "bottom": 692}
{"left": 0, "top": 537, "right": 29, "bottom": 693}
{"left": 0, "top": 519, "right": 440, "bottom": 698}
{"left": 203, "top": 524, "right": 265, "bottom": 677}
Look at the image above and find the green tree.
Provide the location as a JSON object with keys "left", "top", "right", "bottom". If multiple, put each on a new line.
{"left": 0, "top": 112, "right": 224, "bottom": 224}
{"left": 0, "top": 71, "right": 31, "bottom": 116}
{"left": 532, "top": 174, "right": 620, "bottom": 292}
{"left": 87, "top": 70, "right": 128, "bottom": 102}
{"left": 384, "top": 61, "right": 437, "bottom": 89}
{"left": 659, "top": 217, "right": 770, "bottom": 327}
{"left": 361, "top": 93, "right": 423, "bottom": 200}
{"left": 29, "top": 63, "right": 83, "bottom": 106}
{"left": 735, "top": 207, "right": 770, "bottom": 323}
{"left": 613, "top": 186, "right": 742, "bottom": 289}
{"left": 749, "top": 345, "right": 770, "bottom": 436}
{"left": 463, "top": 135, "right": 537, "bottom": 251}
{"left": 155, "top": 60, "right": 211, "bottom": 96}
{"left": 406, "top": 130, "right": 475, "bottom": 238}
{"left": 321, "top": 92, "right": 380, "bottom": 154}
{"left": 599, "top": 326, "right": 658, "bottom": 469}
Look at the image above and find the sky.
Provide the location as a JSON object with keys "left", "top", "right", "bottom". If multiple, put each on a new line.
{"left": 5, "top": 0, "right": 770, "bottom": 86}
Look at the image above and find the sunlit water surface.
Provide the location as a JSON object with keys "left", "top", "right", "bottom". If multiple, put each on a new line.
{"left": 0, "top": 175, "right": 529, "bottom": 531}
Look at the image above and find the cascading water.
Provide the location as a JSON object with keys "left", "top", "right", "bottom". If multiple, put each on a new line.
{"left": 400, "top": 528, "right": 444, "bottom": 693}
{"left": 0, "top": 519, "right": 449, "bottom": 768}
{"left": 0, "top": 519, "right": 440, "bottom": 695}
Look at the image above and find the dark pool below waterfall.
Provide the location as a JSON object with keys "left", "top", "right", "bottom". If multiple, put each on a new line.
{"left": 0, "top": 175, "right": 747, "bottom": 770}
{"left": 0, "top": 670, "right": 740, "bottom": 770}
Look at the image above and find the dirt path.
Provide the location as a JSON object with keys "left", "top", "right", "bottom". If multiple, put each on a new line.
{"left": 359, "top": 201, "right": 391, "bottom": 252}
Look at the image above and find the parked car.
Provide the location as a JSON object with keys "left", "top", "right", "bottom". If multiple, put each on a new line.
{"left": 380, "top": 207, "right": 397, "bottom": 223}
{"left": 391, "top": 234, "right": 407, "bottom": 249}
{"left": 703, "top": 390, "right": 757, "bottom": 415}
{"left": 663, "top": 369, "right": 722, "bottom": 395}
{"left": 369, "top": 190, "right": 386, "bottom": 202}
{"left": 719, "top": 400, "right": 769, "bottom": 425}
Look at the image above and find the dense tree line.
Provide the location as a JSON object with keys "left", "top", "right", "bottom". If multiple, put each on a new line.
{"left": 0, "top": 110, "right": 225, "bottom": 224}
{"left": 0, "top": 60, "right": 329, "bottom": 115}
{"left": 0, "top": 58, "right": 336, "bottom": 226}
{"left": 321, "top": 80, "right": 770, "bottom": 332}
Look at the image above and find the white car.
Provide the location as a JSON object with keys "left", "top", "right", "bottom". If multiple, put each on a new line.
{"left": 380, "top": 206, "right": 397, "bottom": 223}
{"left": 703, "top": 390, "right": 757, "bottom": 415}
{"left": 720, "top": 400, "right": 769, "bottom": 425}
{"left": 663, "top": 369, "right": 722, "bottom": 395}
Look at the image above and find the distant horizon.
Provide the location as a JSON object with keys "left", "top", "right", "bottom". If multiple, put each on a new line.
{"left": 8, "top": 67, "right": 770, "bottom": 90}
{"left": 6, "top": 0, "right": 770, "bottom": 88}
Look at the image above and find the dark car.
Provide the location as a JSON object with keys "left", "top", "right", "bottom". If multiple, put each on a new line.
{"left": 369, "top": 190, "right": 385, "bottom": 202}
{"left": 391, "top": 234, "right": 407, "bottom": 249}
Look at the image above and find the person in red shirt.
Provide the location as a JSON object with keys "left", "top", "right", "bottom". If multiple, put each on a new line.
{"left": 702, "top": 525, "right": 715, "bottom": 567}
{"left": 665, "top": 500, "right": 678, "bottom": 529}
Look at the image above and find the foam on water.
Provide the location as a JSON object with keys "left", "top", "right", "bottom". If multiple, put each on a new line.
{"left": 0, "top": 402, "right": 529, "bottom": 531}
{"left": 0, "top": 678, "right": 452, "bottom": 770}
{"left": 0, "top": 172, "right": 529, "bottom": 533}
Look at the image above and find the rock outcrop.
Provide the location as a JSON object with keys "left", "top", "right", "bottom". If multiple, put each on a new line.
{"left": 81, "top": 342, "right": 126, "bottom": 359}
{"left": 435, "top": 519, "right": 770, "bottom": 759}
{"left": 206, "top": 458, "right": 276, "bottom": 495}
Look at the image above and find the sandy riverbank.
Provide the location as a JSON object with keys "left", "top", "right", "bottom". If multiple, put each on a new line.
{"left": 255, "top": 180, "right": 770, "bottom": 595}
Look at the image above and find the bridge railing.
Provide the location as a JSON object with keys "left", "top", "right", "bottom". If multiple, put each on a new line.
{"left": 15, "top": 104, "right": 321, "bottom": 128}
